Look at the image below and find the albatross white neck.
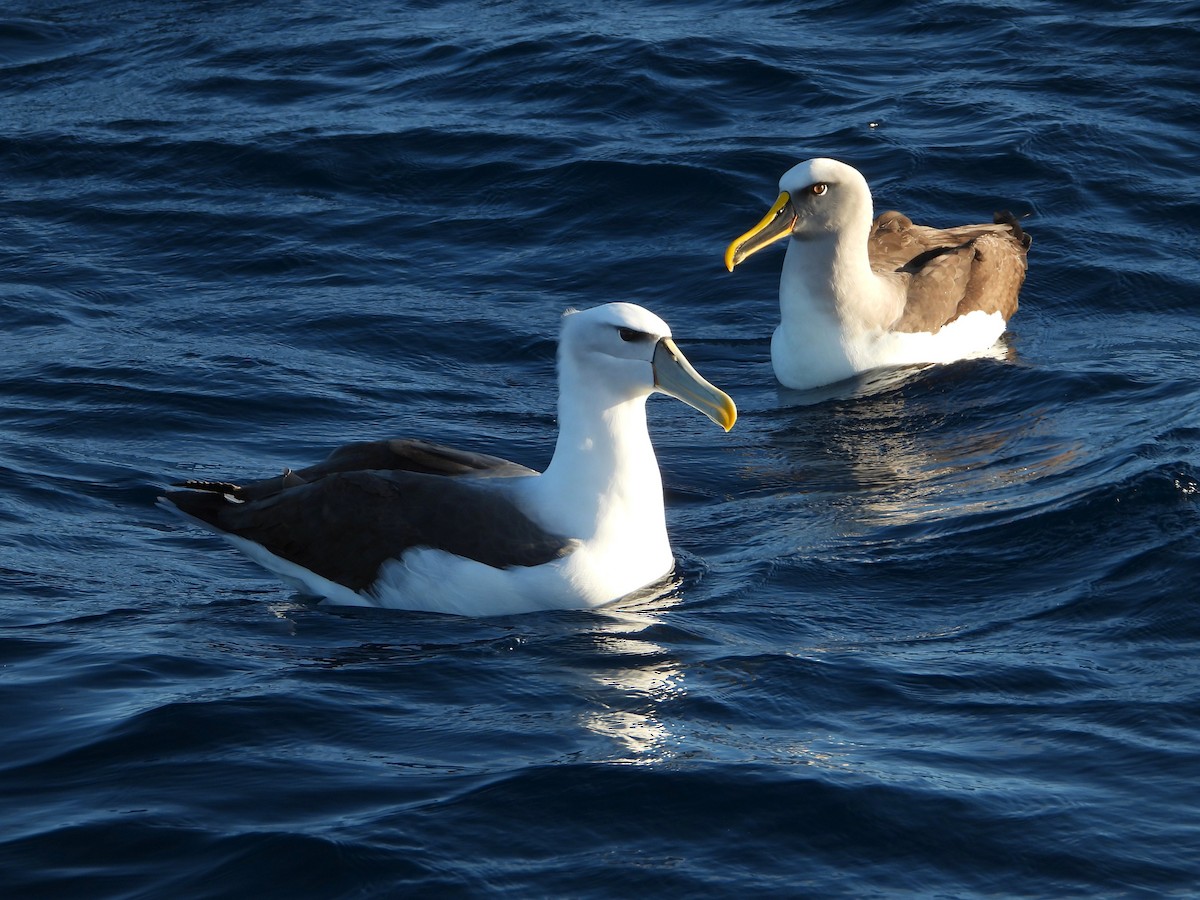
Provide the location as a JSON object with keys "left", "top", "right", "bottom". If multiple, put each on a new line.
{"left": 535, "top": 368, "right": 665, "bottom": 547}
{"left": 780, "top": 219, "right": 902, "bottom": 336}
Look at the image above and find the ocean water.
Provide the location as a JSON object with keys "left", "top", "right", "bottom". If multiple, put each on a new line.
{"left": 2, "top": 0, "right": 1199, "bottom": 896}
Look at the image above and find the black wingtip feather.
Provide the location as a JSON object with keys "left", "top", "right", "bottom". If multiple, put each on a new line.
{"left": 993, "top": 210, "right": 1032, "bottom": 249}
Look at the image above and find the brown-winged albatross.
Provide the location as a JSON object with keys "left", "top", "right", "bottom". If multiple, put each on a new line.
{"left": 724, "top": 157, "right": 1030, "bottom": 390}
{"left": 160, "top": 302, "right": 736, "bottom": 617}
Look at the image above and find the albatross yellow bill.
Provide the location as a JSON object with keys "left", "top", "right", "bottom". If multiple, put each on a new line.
{"left": 724, "top": 191, "right": 798, "bottom": 272}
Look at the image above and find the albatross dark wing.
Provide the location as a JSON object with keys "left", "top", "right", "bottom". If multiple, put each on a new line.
{"left": 176, "top": 438, "right": 539, "bottom": 503}
{"left": 869, "top": 210, "right": 1031, "bottom": 334}
{"left": 164, "top": 440, "right": 571, "bottom": 591}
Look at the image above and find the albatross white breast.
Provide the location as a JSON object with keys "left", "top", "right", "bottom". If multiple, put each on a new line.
{"left": 160, "top": 302, "right": 736, "bottom": 617}
{"left": 725, "top": 157, "right": 1031, "bottom": 390}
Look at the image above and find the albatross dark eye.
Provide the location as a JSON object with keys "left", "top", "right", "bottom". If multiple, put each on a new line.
{"left": 811, "top": 183, "right": 828, "bottom": 196}
{"left": 618, "top": 327, "right": 647, "bottom": 342}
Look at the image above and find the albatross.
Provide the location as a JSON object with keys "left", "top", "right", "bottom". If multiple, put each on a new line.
{"left": 724, "top": 157, "right": 1031, "bottom": 390}
{"left": 160, "top": 302, "right": 736, "bottom": 617}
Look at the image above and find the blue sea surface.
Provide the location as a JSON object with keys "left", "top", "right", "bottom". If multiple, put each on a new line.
{"left": 2, "top": 0, "right": 1199, "bottom": 896}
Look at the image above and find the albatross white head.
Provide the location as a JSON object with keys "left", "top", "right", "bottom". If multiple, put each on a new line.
{"left": 530, "top": 302, "right": 735, "bottom": 596}
{"left": 724, "top": 157, "right": 874, "bottom": 269}
{"left": 554, "top": 302, "right": 737, "bottom": 433}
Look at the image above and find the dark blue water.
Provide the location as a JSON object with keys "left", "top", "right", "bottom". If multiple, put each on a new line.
{"left": 3, "top": 0, "right": 1199, "bottom": 896}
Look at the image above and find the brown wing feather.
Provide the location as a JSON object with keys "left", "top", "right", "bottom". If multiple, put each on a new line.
{"left": 868, "top": 210, "right": 1030, "bottom": 334}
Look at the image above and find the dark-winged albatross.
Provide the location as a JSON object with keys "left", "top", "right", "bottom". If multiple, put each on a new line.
{"left": 160, "top": 302, "right": 736, "bottom": 617}
{"left": 724, "top": 157, "right": 1030, "bottom": 390}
